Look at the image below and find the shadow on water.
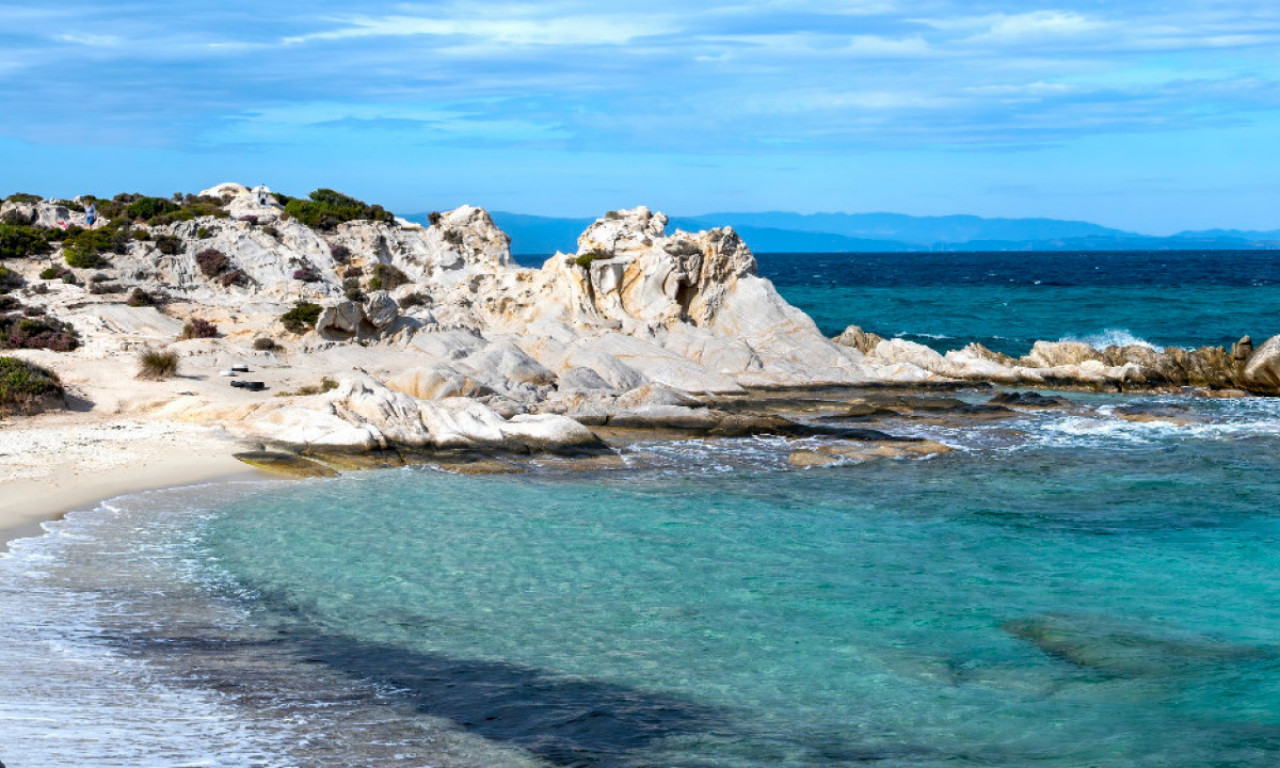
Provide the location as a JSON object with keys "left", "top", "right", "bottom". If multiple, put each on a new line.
{"left": 125, "top": 628, "right": 728, "bottom": 767}
{"left": 295, "top": 634, "right": 727, "bottom": 767}
{"left": 121, "top": 627, "right": 953, "bottom": 766}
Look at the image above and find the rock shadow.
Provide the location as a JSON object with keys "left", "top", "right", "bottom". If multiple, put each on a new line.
{"left": 294, "top": 634, "right": 726, "bottom": 767}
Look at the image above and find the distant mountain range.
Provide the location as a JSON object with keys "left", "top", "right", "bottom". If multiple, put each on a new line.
{"left": 404, "top": 211, "right": 1280, "bottom": 255}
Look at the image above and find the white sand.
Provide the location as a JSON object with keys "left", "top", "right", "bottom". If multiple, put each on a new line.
{"left": 0, "top": 409, "right": 259, "bottom": 549}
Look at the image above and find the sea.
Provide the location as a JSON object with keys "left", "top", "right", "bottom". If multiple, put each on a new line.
{"left": 2, "top": 250, "right": 1280, "bottom": 767}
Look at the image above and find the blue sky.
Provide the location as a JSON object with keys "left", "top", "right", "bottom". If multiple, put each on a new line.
{"left": 1, "top": 1, "right": 1278, "bottom": 234}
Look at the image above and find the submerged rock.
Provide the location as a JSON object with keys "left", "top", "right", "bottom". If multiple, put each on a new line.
{"left": 988, "top": 391, "right": 1071, "bottom": 408}
{"left": 787, "top": 439, "right": 953, "bottom": 467}
{"left": 1004, "top": 614, "right": 1274, "bottom": 677}
{"left": 1113, "top": 402, "right": 1200, "bottom": 425}
{"left": 233, "top": 450, "right": 339, "bottom": 478}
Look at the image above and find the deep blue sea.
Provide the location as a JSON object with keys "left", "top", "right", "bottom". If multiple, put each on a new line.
{"left": 755, "top": 250, "right": 1280, "bottom": 355}
{"left": 3, "top": 251, "right": 1280, "bottom": 767}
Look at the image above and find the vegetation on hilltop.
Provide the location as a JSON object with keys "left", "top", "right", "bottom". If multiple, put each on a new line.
{"left": 0, "top": 223, "right": 53, "bottom": 260}
{"left": 283, "top": 188, "right": 395, "bottom": 231}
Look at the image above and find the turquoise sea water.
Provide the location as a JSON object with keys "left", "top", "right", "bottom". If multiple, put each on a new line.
{"left": 3, "top": 251, "right": 1280, "bottom": 766}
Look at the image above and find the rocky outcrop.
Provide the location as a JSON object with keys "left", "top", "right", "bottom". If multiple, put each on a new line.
{"left": 162, "top": 377, "right": 603, "bottom": 454}
{"left": 6, "top": 181, "right": 1278, "bottom": 467}
{"left": 1243, "top": 335, "right": 1280, "bottom": 394}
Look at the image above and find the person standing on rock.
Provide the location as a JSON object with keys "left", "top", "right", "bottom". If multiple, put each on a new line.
{"left": 85, "top": 202, "right": 97, "bottom": 228}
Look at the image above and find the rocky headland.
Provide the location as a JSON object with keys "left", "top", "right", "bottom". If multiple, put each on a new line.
{"left": 2, "top": 183, "right": 1278, "bottom": 478}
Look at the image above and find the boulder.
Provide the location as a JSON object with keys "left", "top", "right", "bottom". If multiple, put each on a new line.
{"left": 1243, "top": 334, "right": 1280, "bottom": 393}
{"left": 462, "top": 342, "right": 556, "bottom": 386}
{"left": 316, "top": 301, "right": 366, "bottom": 337}
{"left": 833, "top": 325, "right": 884, "bottom": 355}
{"left": 364, "top": 290, "right": 400, "bottom": 330}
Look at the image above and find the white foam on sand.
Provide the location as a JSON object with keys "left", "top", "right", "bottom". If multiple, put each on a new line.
{"left": 0, "top": 495, "right": 292, "bottom": 768}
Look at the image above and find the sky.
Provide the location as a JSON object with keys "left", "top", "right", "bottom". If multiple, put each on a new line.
{"left": 1, "top": 1, "right": 1278, "bottom": 234}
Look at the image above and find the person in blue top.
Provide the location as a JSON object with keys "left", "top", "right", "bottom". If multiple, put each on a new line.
{"left": 85, "top": 202, "right": 97, "bottom": 227}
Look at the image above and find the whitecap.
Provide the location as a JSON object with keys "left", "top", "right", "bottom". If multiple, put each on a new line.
{"left": 1060, "top": 329, "right": 1157, "bottom": 350}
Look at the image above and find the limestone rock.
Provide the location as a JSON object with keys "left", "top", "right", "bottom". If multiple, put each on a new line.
{"left": 387, "top": 365, "right": 492, "bottom": 400}
{"left": 317, "top": 301, "right": 366, "bottom": 337}
{"left": 557, "top": 366, "right": 613, "bottom": 392}
{"left": 364, "top": 291, "right": 400, "bottom": 330}
{"left": 1022, "top": 341, "right": 1104, "bottom": 368}
{"left": 461, "top": 341, "right": 556, "bottom": 386}
{"left": 1243, "top": 334, "right": 1280, "bottom": 393}
{"left": 833, "top": 325, "right": 884, "bottom": 355}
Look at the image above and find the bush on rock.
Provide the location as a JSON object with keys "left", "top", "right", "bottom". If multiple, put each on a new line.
{"left": 0, "top": 356, "right": 64, "bottom": 416}
{"left": 280, "top": 301, "right": 322, "bottom": 333}
{"left": 284, "top": 189, "right": 395, "bottom": 231}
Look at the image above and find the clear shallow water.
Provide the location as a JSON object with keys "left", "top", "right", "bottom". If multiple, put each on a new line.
{"left": 4, "top": 250, "right": 1280, "bottom": 766}
{"left": 754, "top": 250, "right": 1280, "bottom": 355}
{"left": 4, "top": 396, "right": 1280, "bottom": 766}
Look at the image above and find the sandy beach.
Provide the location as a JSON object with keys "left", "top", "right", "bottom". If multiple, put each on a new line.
{"left": 0, "top": 409, "right": 259, "bottom": 549}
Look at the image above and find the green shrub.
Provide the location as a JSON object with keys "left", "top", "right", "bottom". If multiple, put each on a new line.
{"left": 253, "top": 337, "right": 280, "bottom": 351}
{"left": 575, "top": 248, "right": 610, "bottom": 269}
{"left": 368, "top": 262, "right": 409, "bottom": 291}
{"left": 181, "top": 195, "right": 230, "bottom": 219}
{"left": 280, "top": 301, "right": 322, "bottom": 333}
{"left": 0, "top": 356, "right": 63, "bottom": 415}
{"left": 63, "top": 225, "right": 129, "bottom": 268}
{"left": 195, "top": 227, "right": 210, "bottom": 239}
{"left": 39, "top": 266, "right": 65, "bottom": 280}
{"left": 5, "top": 193, "right": 42, "bottom": 204}
{"left": 0, "top": 223, "right": 52, "bottom": 259}
{"left": 0, "top": 296, "right": 19, "bottom": 311}
{"left": 124, "top": 196, "right": 180, "bottom": 221}
{"left": 54, "top": 199, "right": 85, "bottom": 213}
{"left": 137, "top": 347, "right": 179, "bottom": 380}
{"left": 146, "top": 208, "right": 196, "bottom": 226}
{"left": 42, "top": 225, "right": 78, "bottom": 243}
{"left": 283, "top": 188, "right": 395, "bottom": 231}
{"left": 342, "top": 277, "right": 366, "bottom": 302}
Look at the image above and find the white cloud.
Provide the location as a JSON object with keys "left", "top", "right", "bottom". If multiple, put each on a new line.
{"left": 54, "top": 33, "right": 123, "bottom": 47}
{"left": 283, "top": 14, "right": 675, "bottom": 47}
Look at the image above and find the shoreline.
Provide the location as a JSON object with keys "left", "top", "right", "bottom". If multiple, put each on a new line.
{"left": 0, "top": 412, "right": 265, "bottom": 551}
